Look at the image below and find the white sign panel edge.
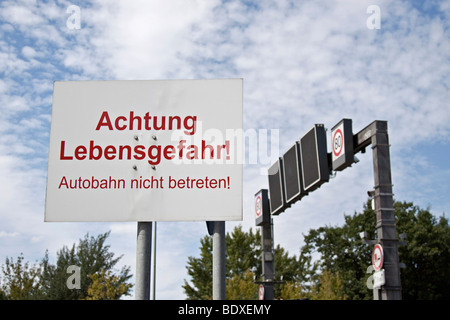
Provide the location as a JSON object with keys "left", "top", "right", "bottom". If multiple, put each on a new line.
{"left": 45, "top": 79, "right": 243, "bottom": 222}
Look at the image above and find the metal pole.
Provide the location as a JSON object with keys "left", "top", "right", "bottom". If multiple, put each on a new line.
{"left": 355, "top": 121, "right": 402, "bottom": 300}
{"left": 261, "top": 218, "right": 275, "bottom": 300}
{"left": 370, "top": 121, "right": 402, "bottom": 300}
{"left": 135, "top": 221, "right": 152, "bottom": 300}
{"left": 151, "top": 221, "right": 157, "bottom": 300}
{"left": 212, "top": 221, "right": 225, "bottom": 300}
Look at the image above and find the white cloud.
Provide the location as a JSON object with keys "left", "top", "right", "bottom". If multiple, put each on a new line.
{"left": 21, "top": 46, "right": 37, "bottom": 59}
{"left": 0, "top": 3, "right": 45, "bottom": 26}
{"left": 65, "top": 0, "right": 221, "bottom": 79}
{"left": 0, "top": 231, "right": 19, "bottom": 238}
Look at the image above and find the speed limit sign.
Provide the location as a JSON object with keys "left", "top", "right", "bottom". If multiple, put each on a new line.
{"left": 255, "top": 189, "right": 269, "bottom": 226}
{"left": 333, "top": 128, "right": 344, "bottom": 157}
{"left": 331, "top": 119, "right": 353, "bottom": 171}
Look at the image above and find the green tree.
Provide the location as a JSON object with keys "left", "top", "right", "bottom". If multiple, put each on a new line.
{"left": 0, "top": 231, "right": 132, "bottom": 300}
{"left": 183, "top": 225, "right": 301, "bottom": 300}
{"left": 299, "top": 200, "right": 375, "bottom": 300}
{"left": 38, "top": 231, "right": 132, "bottom": 299}
{"left": 299, "top": 200, "right": 450, "bottom": 300}
{"left": 0, "top": 254, "right": 41, "bottom": 300}
{"left": 226, "top": 226, "right": 261, "bottom": 279}
{"left": 395, "top": 202, "right": 450, "bottom": 299}
{"left": 278, "top": 280, "right": 307, "bottom": 300}
{"left": 84, "top": 269, "right": 133, "bottom": 300}
{"left": 184, "top": 200, "right": 449, "bottom": 300}
{"left": 183, "top": 235, "right": 213, "bottom": 299}
{"left": 226, "top": 269, "right": 258, "bottom": 300}
{"left": 310, "top": 269, "right": 347, "bottom": 300}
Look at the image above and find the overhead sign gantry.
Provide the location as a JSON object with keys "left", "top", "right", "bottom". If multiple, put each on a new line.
{"left": 259, "top": 119, "right": 402, "bottom": 300}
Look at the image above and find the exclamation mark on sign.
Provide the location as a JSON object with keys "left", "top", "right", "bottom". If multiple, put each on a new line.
{"left": 227, "top": 176, "right": 230, "bottom": 189}
{"left": 225, "top": 141, "right": 230, "bottom": 160}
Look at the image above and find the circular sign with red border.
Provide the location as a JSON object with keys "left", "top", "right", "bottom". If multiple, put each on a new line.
{"left": 372, "top": 244, "right": 384, "bottom": 271}
{"left": 258, "top": 284, "right": 265, "bottom": 300}
{"left": 255, "top": 195, "right": 262, "bottom": 217}
{"left": 333, "top": 128, "right": 344, "bottom": 157}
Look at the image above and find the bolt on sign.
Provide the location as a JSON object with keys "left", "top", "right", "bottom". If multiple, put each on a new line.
{"left": 45, "top": 79, "right": 243, "bottom": 222}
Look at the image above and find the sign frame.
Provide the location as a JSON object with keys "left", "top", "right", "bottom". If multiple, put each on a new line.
{"left": 267, "top": 158, "right": 289, "bottom": 215}
{"left": 282, "top": 142, "right": 307, "bottom": 205}
{"left": 299, "top": 124, "right": 329, "bottom": 192}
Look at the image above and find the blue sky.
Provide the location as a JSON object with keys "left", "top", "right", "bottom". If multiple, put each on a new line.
{"left": 1, "top": 0, "right": 449, "bottom": 299}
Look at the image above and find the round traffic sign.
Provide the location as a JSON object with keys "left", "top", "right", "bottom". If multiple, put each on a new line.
{"left": 255, "top": 195, "right": 262, "bottom": 217}
{"left": 333, "top": 128, "right": 343, "bottom": 157}
{"left": 258, "top": 284, "right": 265, "bottom": 300}
{"left": 372, "top": 244, "right": 384, "bottom": 271}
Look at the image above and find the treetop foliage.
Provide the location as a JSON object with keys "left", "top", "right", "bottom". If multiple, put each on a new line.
{"left": 184, "top": 200, "right": 449, "bottom": 300}
{"left": 0, "top": 231, "right": 132, "bottom": 300}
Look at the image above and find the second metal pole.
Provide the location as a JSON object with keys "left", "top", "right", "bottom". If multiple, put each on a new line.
{"left": 261, "top": 218, "right": 275, "bottom": 300}
{"left": 135, "top": 221, "right": 152, "bottom": 300}
{"left": 212, "top": 221, "right": 225, "bottom": 300}
{"left": 151, "top": 221, "right": 157, "bottom": 300}
{"left": 370, "top": 122, "right": 402, "bottom": 300}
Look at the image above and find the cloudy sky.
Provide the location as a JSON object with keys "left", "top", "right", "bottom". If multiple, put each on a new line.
{"left": 1, "top": 0, "right": 449, "bottom": 299}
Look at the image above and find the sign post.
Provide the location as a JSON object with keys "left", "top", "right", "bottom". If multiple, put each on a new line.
{"left": 212, "top": 221, "right": 226, "bottom": 300}
{"left": 354, "top": 121, "right": 402, "bottom": 300}
{"left": 135, "top": 221, "right": 152, "bottom": 300}
{"left": 254, "top": 189, "right": 275, "bottom": 300}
